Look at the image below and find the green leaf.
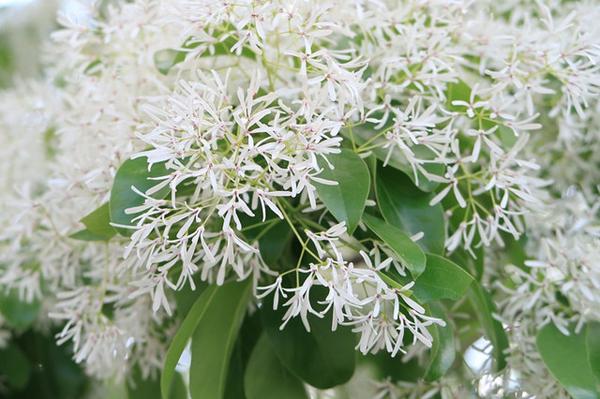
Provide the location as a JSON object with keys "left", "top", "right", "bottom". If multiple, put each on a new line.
{"left": 424, "top": 304, "right": 455, "bottom": 382}
{"left": 260, "top": 287, "right": 356, "bottom": 389}
{"left": 190, "top": 280, "right": 252, "bottom": 399}
{"left": 11, "top": 330, "right": 89, "bottom": 399}
{"left": 128, "top": 365, "right": 187, "bottom": 399}
{"left": 154, "top": 34, "right": 257, "bottom": 75}
{"left": 0, "top": 289, "right": 41, "bottom": 330}
{"left": 362, "top": 213, "right": 426, "bottom": 278}
{"left": 445, "top": 80, "right": 472, "bottom": 112}
{"left": 349, "top": 126, "right": 442, "bottom": 192}
{"left": 467, "top": 283, "right": 508, "bottom": 372}
{"left": 77, "top": 202, "right": 116, "bottom": 240}
{"left": 537, "top": 324, "right": 600, "bottom": 399}
{"left": 109, "top": 157, "right": 169, "bottom": 235}
{"left": 258, "top": 220, "right": 293, "bottom": 270}
{"left": 0, "top": 344, "right": 32, "bottom": 389}
{"left": 244, "top": 334, "right": 309, "bottom": 399}
{"left": 314, "top": 149, "right": 370, "bottom": 234}
{"left": 224, "top": 340, "right": 247, "bottom": 399}
{"left": 377, "top": 270, "right": 411, "bottom": 292}
{"left": 154, "top": 49, "right": 186, "bottom": 75}
{"left": 224, "top": 311, "right": 264, "bottom": 399}
{"left": 451, "top": 246, "right": 484, "bottom": 282}
{"left": 161, "top": 285, "right": 219, "bottom": 399}
{"left": 586, "top": 322, "right": 600, "bottom": 384}
{"left": 169, "top": 374, "right": 188, "bottom": 399}
{"left": 174, "top": 280, "right": 207, "bottom": 320}
{"left": 375, "top": 164, "right": 445, "bottom": 253}
{"left": 43, "top": 126, "right": 58, "bottom": 159}
{"left": 412, "top": 254, "right": 473, "bottom": 303}
{"left": 69, "top": 228, "right": 110, "bottom": 241}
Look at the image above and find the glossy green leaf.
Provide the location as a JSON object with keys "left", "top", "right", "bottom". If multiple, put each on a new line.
{"left": 0, "top": 344, "right": 31, "bottom": 389}
{"left": 424, "top": 304, "right": 455, "bottom": 382}
{"left": 375, "top": 164, "right": 445, "bottom": 253}
{"left": 161, "top": 285, "right": 219, "bottom": 399}
{"left": 0, "top": 289, "right": 41, "bottom": 330}
{"left": 314, "top": 149, "right": 370, "bottom": 234}
{"left": 586, "top": 322, "right": 600, "bottom": 384}
{"left": 79, "top": 202, "right": 116, "bottom": 240}
{"left": 412, "top": 254, "right": 473, "bottom": 303}
{"left": 244, "top": 334, "right": 308, "bottom": 399}
{"left": 260, "top": 287, "right": 356, "bottom": 389}
{"left": 109, "top": 157, "right": 169, "bottom": 235}
{"left": 537, "top": 324, "right": 600, "bottom": 399}
{"left": 362, "top": 213, "right": 426, "bottom": 278}
{"left": 189, "top": 280, "right": 252, "bottom": 399}
{"left": 467, "top": 283, "right": 508, "bottom": 372}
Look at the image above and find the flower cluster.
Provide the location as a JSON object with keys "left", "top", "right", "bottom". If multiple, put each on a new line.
{"left": 0, "top": 0, "right": 599, "bottom": 397}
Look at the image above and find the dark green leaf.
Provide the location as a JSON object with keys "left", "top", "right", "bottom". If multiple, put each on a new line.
{"left": 314, "top": 149, "right": 370, "bottom": 234}
{"left": 128, "top": 366, "right": 187, "bottom": 399}
{"left": 537, "top": 324, "right": 599, "bottom": 399}
{"left": 224, "top": 340, "right": 247, "bottom": 399}
{"left": 362, "top": 213, "right": 426, "bottom": 278}
{"left": 224, "top": 311, "right": 264, "bottom": 399}
{"left": 587, "top": 322, "right": 600, "bottom": 384}
{"left": 10, "top": 330, "right": 89, "bottom": 399}
{"left": 0, "top": 289, "right": 41, "bottom": 330}
{"left": 190, "top": 280, "right": 252, "bottom": 399}
{"left": 244, "top": 334, "right": 308, "bottom": 399}
{"left": 260, "top": 287, "right": 356, "bottom": 389}
{"left": 413, "top": 254, "right": 473, "bottom": 303}
{"left": 467, "top": 283, "right": 508, "bottom": 372}
{"left": 349, "top": 126, "right": 442, "bottom": 192}
{"left": 0, "top": 344, "right": 31, "bottom": 389}
{"left": 258, "top": 220, "right": 293, "bottom": 269}
{"left": 79, "top": 202, "right": 116, "bottom": 240}
{"left": 451, "top": 246, "right": 484, "bottom": 282}
{"left": 174, "top": 280, "right": 207, "bottom": 320}
{"left": 362, "top": 352, "right": 424, "bottom": 383}
{"left": 375, "top": 164, "right": 445, "bottom": 253}
{"left": 161, "top": 285, "right": 219, "bottom": 399}
{"left": 424, "top": 304, "right": 455, "bottom": 382}
{"left": 109, "top": 157, "right": 169, "bottom": 235}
